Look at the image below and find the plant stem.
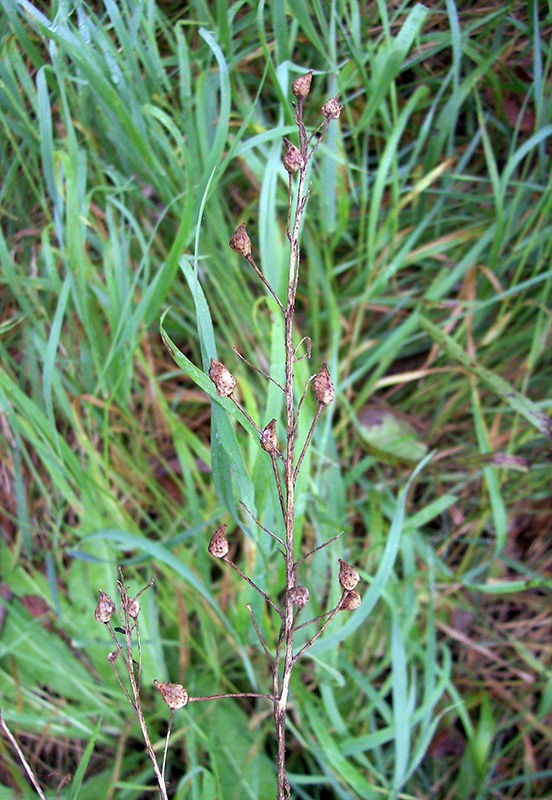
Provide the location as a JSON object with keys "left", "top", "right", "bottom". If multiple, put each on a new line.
{"left": 115, "top": 576, "right": 167, "bottom": 800}
{"left": 0, "top": 707, "right": 48, "bottom": 800}
{"left": 274, "top": 95, "right": 311, "bottom": 800}
{"left": 214, "top": 82, "right": 343, "bottom": 799}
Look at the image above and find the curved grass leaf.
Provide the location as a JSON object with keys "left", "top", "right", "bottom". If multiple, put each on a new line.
{"left": 419, "top": 314, "right": 552, "bottom": 439}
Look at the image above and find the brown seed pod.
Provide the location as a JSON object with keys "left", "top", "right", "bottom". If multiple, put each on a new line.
{"left": 313, "top": 363, "right": 335, "bottom": 405}
{"left": 321, "top": 95, "right": 343, "bottom": 120}
{"left": 260, "top": 419, "right": 278, "bottom": 453}
{"left": 126, "top": 597, "right": 140, "bottom": 619}
{"left": 338, "top": 558, "right": 360, "bottom": 591}
{"left": 292, "top": 70, "right": 313, "bottom": 99}
{"left": 154, "top": 680, "right": 189, "bottom": 709}
{"left": 107, "top": 651, "right": 119, "bottom": 664}
{"left": 208, "top": 524, "right": 229, "bottom": 558}
{"left": 283, "top": 138, "right": 303, "bottom": 174}
{"left": 341, "top": 589, "right": 361, "bottom": 611}
{"left": 209, "top": 358, "right": 237, "bottom": 397}
{"left": 289, "top": 585, "right": 309, "bottom": 609}
{"left": 95, "top": 590, "right": 116, "bottom": 623}
{"left": 229, "top": 223, "right": 252, "bottom": 258}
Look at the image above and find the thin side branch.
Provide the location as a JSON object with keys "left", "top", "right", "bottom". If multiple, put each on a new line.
{"left": 232, "top": 345, "right": 285, "bottom": 392}
{"left": 294, "top": 531, "right": 344, "bottom": 570}
{"left": 293, "top": 608, "right": 334, "bottom": 631}
{"left": 0, "top": 707, "right": 48, "bottom": 800}
{"left": 239, "top": 500, "right": 287, "bottom": 550}
{"left": 245, "top": 254, "right": 285, "bottom": 312}
{"left": 247, "top": 603, "right": 274, "bottom": 665}
{"left": 293, "top": 374, "right": 316, "bottom": 434}
{"left": 286, "top": 173, "right": 293, "bottom": 241}
{"left": 293, "top": 336, "right": 312, "bottom": 362}
{"left": 223, "top": 555, "right": 284, "bottom": 619}
{"left": 189, "top": 692, "right": 274, "bottom": 702}
{"left": 230, "top": 395, "right": 286, "bottom": 464}
{"left": 108, "top": 654, "right": 137, "bottom": 709}
{"left": 270, "top": 451, "right": 287, "bottom": 524}
{"left": 161, "top": 710, "right": 174, "bottom": 783}
{"left": 292, "top": 593, "right": 346, "bottom": 664}
{"left": 294, "top": 403, "right": 323, "bottom": 481}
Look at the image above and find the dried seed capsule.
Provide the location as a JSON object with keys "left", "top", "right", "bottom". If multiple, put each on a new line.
{"left": 283, "top": 138, "right": 303, "bottom": 174}
{"left": 260, "top": 419, "right": 278, "bottom": 453}
{"left": 95, "top": 590, "right": 116, "bottom": 623}
{"left": 338, "top": 558, "right": 360, "bottom": 591}
{"left": 321, "top": 95, "right": 343, "bottom": 120}
{"left": 208, "top": 524, "right": 229, "bottom": 558}
{"left": 107, "top": 651, "right": 119, "bottom": 664}
{"left": 126, "top": 597, "right": 140, "bottom": 619}
{"left": 229, "top": 223, "right": 252, "bottom": 258}
{"left": 292, "top": 70, "right": 313, "bottom": 99}
{"left": 154, "top": 680, "right": 189, "bottom": 709}
{"left": 313, "top": 364, "right": 335, "bottom": 405}
{"left": 289, "top": 585, "right": 309, "bottom": 609}
{"left": 341, "top": 589, "right": 361, "bottom": 611}
{"left": 209, "top": 358, "right": 237, "bottom": 397}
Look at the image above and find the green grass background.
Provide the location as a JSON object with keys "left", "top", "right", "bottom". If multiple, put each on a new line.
{"left": 1, "top": 1, "right": 551, "bottom": 798}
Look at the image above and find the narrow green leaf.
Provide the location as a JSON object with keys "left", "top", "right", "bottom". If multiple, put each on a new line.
{"left": 66, "top": 715, "right": 103, "bottom": 800}
{"left": 309, "top": 452, "right": 435, "bottom": 654}
{"left": 419, "top": 315, "right": 552, "bottom": 439}
{"left": 43, "top": 272, "right": 72, "bottom": 428}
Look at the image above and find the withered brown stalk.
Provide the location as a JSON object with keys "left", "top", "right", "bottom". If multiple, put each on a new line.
{"left": 0, "top": 706, "right": 48, "bottom": 800}
{"left": 96, "top": 72, "right": 361, "bottom": 800}
{"left": 208, "top": 73, "right": 361, "bottom": 800}
{"left": 95, "top": 573, "right": 170, "bottom": 800}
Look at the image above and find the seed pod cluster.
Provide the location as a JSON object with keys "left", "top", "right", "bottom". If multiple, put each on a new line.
{"left": 338, "top": 558, "right": 360, "bottom": 591}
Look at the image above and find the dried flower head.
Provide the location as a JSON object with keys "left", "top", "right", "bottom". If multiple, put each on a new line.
{"left": 208, "top": 524, "right": 229, "bottom": 558}
{"left": 283, "top": 138, "right": 303, "bottom": 174}
{"left": 292, "top": 70, "right": 313, "bottom": 99}
{"left": 289, "top": 585, "right": 309, "bottom": 609}
{"left": 107, "top": 650, "right": 119, "bottom": 664}
{"left": 95, "top": 590, "right": 116, "bottom": 623}
{"left": 341, "top": 589, "right": 361, "bottom": 611}
{"left": 209, "top": 357, "right": 237, "bottom": 397}
{"left": 338, "top": 558, "right": 360, "bottom": 591}
{"left": 126, "top": 597, "right": 140, "bottom": 619}
{"left": 313, "top": 363, "right": 335, "bottom": 405}
{"left": 229, "top": 223, "right": 252, "bottom": 258}
{"left": 321, "top": 95, "right": 343, "bottom": 120}
{"left": 154, "top": 680, "right": 189, "bottom": 709}
{"left": 260, "top": 419, "right": 278, "bottom": 453}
